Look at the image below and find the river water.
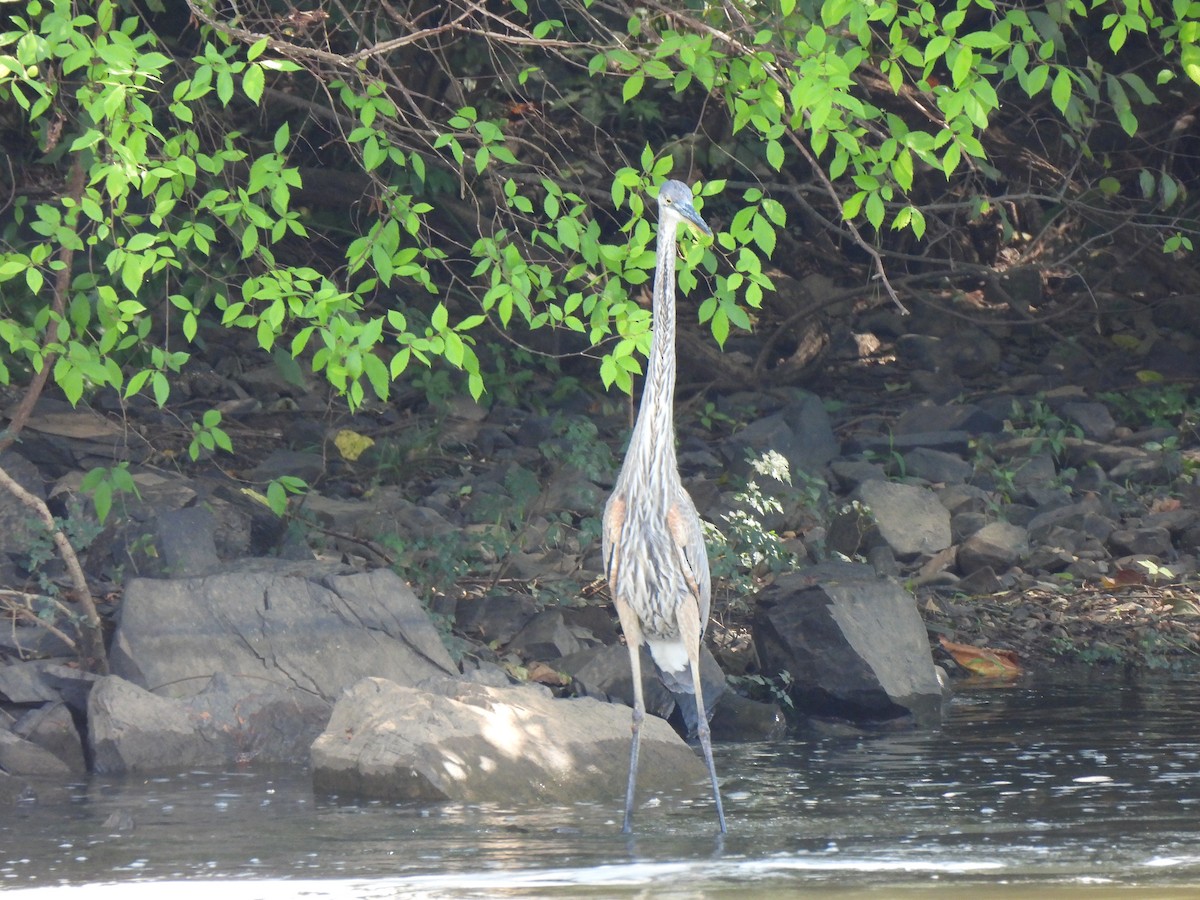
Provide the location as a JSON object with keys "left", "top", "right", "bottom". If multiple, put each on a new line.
{"left": 3, "top": 671, "right": 1200, "bottom": 898}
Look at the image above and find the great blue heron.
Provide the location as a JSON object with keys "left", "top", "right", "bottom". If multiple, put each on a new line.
{"left": 602, "top": 179, "right": 727, "bottom": 833}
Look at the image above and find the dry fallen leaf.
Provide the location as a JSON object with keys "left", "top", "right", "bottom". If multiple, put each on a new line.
{"left": 939, "top": 636, "right": 1022, "bottom": 678}
{"left": 1100, "top": 568, "right": 1147, "bottom": 589}
{"left": 526, "top": 661, "right": 570, "bottom": 686}
{"left": 334, "top": 429, "right": 375, "bottom": 461}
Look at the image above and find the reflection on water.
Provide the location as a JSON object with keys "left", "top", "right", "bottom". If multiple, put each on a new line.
{"left": 3, "top": 671, "right": 1200, "bottom": 897}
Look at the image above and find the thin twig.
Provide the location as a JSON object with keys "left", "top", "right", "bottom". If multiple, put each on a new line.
{"left": 0, "top": 464, "right": 106, "bottom": 671}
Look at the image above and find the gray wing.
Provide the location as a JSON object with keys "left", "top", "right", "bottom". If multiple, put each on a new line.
{"left": 668, "top": 485, "right": 713, "bottom": 632}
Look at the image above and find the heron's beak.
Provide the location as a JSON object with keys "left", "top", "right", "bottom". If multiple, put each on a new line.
{"left": 679, "top": 203, "right": 712, "bottom": 240}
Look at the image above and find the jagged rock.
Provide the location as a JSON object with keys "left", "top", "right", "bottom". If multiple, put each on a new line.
{"left": 895, "top": 333, "right": 943, "bottom": 371}
{"left": 1026, "top": 545, "right": 1078, "bottom": 573}
{"left": 723, "top": 391, "right": 839, "bottom": 478}
{"left": 559, "top": 641, "right": 726, "bottom": 737}
{"left": 455, "top": 591, "right": 539, "bottom": 645}
{"left": 1060, "top": 438, "right": 1136, "bottom": 471}
{"left": 909, "top": 370, "right": 964, "bottom": 401}
{"left": 1144, "top": 507, "right": 1200, "bottom": 536}
{"left": 311, "top": 677, "right": 710, "bottom": 805}
{"left": 828, "top": 459, "right": 887, "bottom": 491}
{"left": 938, "top": 483, "right": 992, "bottom": 515}
{"left": 137, "top": 505, "right": 221, "bottom": 577}
{"left": 306, "top": 487, "right": 458, "bottom": 544}
{"left": 0, "top": 660, "right": 63, "bottom": 704}
{"left": 561, "top": 605, "right": 621, "bottom": 646}
{"left": 894, "top": 403, "right": 1003, "bottom": 436}
{"left": 710, "top": 691, "right": 787, "bottom": 742}
{"left": 831, "top": 480, "right": 952, "bottom": 560}
{"left": 753, "top": 564, "right": 942, "bottom": 725}
{"left": 38, "top": 664, "right": 99, "bottom": 716}
{"left": 846, "top": 430, "right": 971, "bottom": 457}
{"left": 0, "top": 451, "right": 46, "bottom": 557}
{"left": 0, "top": 727, "right": 71, "bottom": 776}
{"left": 942, "top": 328, "right": 1003, "bottom": 379}
{"left": 1109, "top": 454, "right": 1179, "bottom": 485}
{"left": 110, "top": 563, "right": 457, "bottom": 701}
{"left": 506, "top": 609, "right": 586, "bottom": 660}
{"left": 903, "top": 447, "right": 973, "bottom": 484}
{"left": 12, "top": 702, "right": 86, "bottom": 773}
{"left": 89, "top": 675, "right": 220, "bottom": 773}
{"left": 1108, "top": 526, "right": 1173, "bottom": 557}
{"left": 559, "top": 644, "right": 676, "bottom": 721}
{"left": 1059, "top": 401, "right": 1117, "bottom": 441}
{"left": 538, "top": 466, "right": 604, "bottom": 514}
{"left": 951, "top": 511, "right": 990, "bottom": 542}
{"left": 247, "top": 449, "right": 327, "bottom": 484}
{"left": 956, "top": 565, "right": 1003, "bottom": 595}
{"left": 1027, "top": 498, "right": 1113, "bottom": 543}
{"left": 89, "top": 672, "right": 332, "bottom": 773}
{"left": 1009, "top": 453, "right": 1062, "bottom": 507}
{"left": 958, "top": 521, "right": 1029, "bottom": 575}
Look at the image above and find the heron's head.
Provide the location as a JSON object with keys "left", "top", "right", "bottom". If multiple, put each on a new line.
{"left": 658, "top": 180, "right": 711, "bottom": 239}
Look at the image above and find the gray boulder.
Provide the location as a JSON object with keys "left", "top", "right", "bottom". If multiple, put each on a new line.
{"left": 958, "top": 521, "right": 1029, "bottom": 575}
{"left": 110, "top": 563, "right": 457, "bottom": 700}
{"left": 753, "top": 564, "right": 943, "bottom": 725}
{"left": 12, "top": 702, "right": 86, "bottom": 773}
{"left": 506, "top": 608, "right": 587, "bottom": 660}
{"left": 0, "top": 727, "right": 71, "bottom": 776}
{"left": 902, "top": 447, "right": 973, "bottom": 484}
{"left": 0, "top": 660, "right": 63, "bottom": 704}
{"left": 724, "top": 391, "right": 838, "bottom": 478}
{"left": 559, "top": 642, "right": 726, "bottom": 737}
{"left": 311, "top": 677, "right": 710, "bottom": 805}
{"left": 90, "top": 675, "right": 219, "bottom": 772}
{"left": 89, "top": 672, "right": 332, "bottom": 772}
{"left": 830, "top": 481, "right": 952, "bottom": 560}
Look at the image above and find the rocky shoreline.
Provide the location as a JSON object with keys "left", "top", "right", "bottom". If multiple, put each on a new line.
{"left": 3, "top": 289, "right": 1200, "bottom": 801}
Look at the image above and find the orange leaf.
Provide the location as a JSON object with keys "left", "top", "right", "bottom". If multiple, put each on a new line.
{"left": 1101, "top": 568, "right": 1146, "bottom": 589}
{"left": 526, "top": 661, "right": 569, "bottom": 686}
{"left": 939, "top": 636, "right": 1022, "bottom": 678}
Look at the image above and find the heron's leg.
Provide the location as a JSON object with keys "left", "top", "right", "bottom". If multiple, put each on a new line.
{"left": 678, "top": 594, "right": 727, "bottom": 834}
{"left": 614, "top": 596, "right": 645, "bottom": 833}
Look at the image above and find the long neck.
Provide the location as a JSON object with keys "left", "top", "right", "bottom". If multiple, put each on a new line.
{"left": 628, "top": 220, "right": 679, "bottom": 472}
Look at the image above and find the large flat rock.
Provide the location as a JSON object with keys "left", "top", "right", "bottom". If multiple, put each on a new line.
{"left": 110, "top": 564, "right": 457, "bottom": 700}
{"left": 311, "top": 677, "right": 711, "bottom": 806}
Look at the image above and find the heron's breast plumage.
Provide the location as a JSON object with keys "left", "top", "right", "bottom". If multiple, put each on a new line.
{"left": 604, "top": 467, "right": 708, "bottom": 638}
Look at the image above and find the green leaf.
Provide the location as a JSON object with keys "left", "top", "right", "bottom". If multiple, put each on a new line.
{"left": 765, "top": 139, "right": 785, "bottom": 170}
{"left": 217, "top": 70, "right": 234, "bottom": 106}
{"left": 1050, "top": 68, "right": 1072, "bottom": 113}
{"left": 431, "top": 303, "right": 449, "bottom": 331}
{"left": 842, "top": 191, "right": 867, "bottom": 220}
{"left": 622, "top": 72, "right": 645, "bottom": 102}
{"left": 751, "top": 216, "right": 776, "bottom": 256}
{"left": 247, "top": 38, "right": 269, "bottom": 62}
{"left": 243, "top": 64, "right": 265, "bottom": 103}
{"left": 865, "top": 192, "right": 885, "bottom": 230}
{"left": 1182, "top": 43, "right": 1200, "bottom": 86}
{"left": 91, "top": 480, "right": 113, "bottom": 524}
{"left": 710, "top": 306, "right": 730, "bottom": 347}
